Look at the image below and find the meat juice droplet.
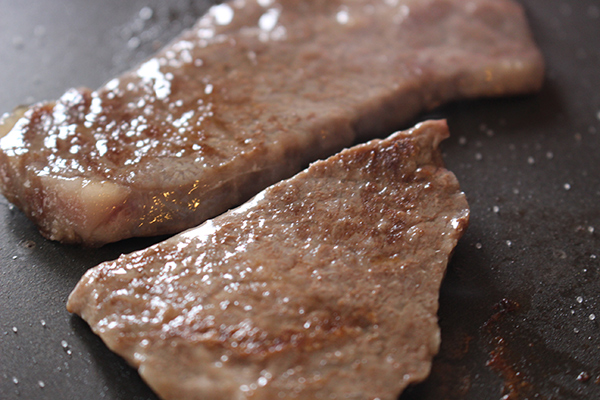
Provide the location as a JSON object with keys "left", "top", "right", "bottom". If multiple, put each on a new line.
{"left": 128, "top": 37, "right": 141, "bottom": 49}
{"left": 139, "top": 6, "right": 154, "bottom": 20}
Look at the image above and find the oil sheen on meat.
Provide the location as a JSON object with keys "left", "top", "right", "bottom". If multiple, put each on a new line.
{"left": 0, "top": 0, "right": 539, "bottom": 245}
{"left": 67, "top": 120, "right": 470, "bottom": 400}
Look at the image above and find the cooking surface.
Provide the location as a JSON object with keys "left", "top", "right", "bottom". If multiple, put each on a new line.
{"left": 0, "top": 0, "right": 598, "bottom": 399}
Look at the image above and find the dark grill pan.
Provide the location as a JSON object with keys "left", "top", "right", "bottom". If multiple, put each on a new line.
{"left": 0, "top": 1, "right": 598, "bottom": 398}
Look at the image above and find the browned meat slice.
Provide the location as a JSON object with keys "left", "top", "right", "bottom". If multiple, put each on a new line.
{"left": 67, "top": 120, "right": 470, "bottom": 400}
{"left": 0, "top": 0, "right": 538, "bottom": 245}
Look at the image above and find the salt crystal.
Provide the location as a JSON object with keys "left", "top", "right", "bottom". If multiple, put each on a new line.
{"left": 589, "top": 314, "right": 596, "bottom": 321}
{"left": 527, "top": 156, "right": 535, "bottom": 165}
{"left": 492, "top": 206, "right": 500, "bottom": 213}
{"left": 38, "top": 381, "right": 45, "bottom": 388}
{"left": 576, "top": 296, "right": 583, "bottom": 304}
{"left": 475, "top": 242, "right": 482, "bottom": 249}
{"left": 564, "top": 183, "right": 571, "bottom": 190}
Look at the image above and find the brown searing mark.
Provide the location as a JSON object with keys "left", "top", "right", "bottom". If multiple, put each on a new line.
{"left": 482, "top": 298, "right": 536, "bottom": 400}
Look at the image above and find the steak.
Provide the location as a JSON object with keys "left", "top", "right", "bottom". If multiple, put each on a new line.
{"left": 67, "top": 120, "right": 470, "bottom": 400}
{"left": 0, "top": 0, "right": 539, "bottom": 245}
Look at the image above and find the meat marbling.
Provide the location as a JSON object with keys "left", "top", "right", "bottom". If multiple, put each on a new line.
{"left": 0, "top": 0, "right": 538, "bottom": 245}
{"left": 67, "top": 120, "right": 470, "bottom": 400}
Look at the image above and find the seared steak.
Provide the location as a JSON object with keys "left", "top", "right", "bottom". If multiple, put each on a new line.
{"left": 68, "top": 120, "right": 470, "bottom": 400}
{"left": 0, "top": 0, "right": 538, "bottom": 245}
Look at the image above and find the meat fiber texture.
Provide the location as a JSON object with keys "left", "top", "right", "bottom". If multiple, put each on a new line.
{"left": 0, "top": 0, "right": 539, "bottom": 245}
{"left": 68, "top": 120, "right": 470, "bottom": 400}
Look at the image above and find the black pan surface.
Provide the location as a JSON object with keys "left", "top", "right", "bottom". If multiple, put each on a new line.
{"left": 1, "top": 1, "right": 599, "bottom": 399}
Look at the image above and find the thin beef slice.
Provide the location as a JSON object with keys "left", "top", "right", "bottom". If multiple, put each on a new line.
{"left": 1, "top": 0, "right": 537, "bottom": 245}
{"left": 67, "top": 120, "right": 470, "bottom": 400}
